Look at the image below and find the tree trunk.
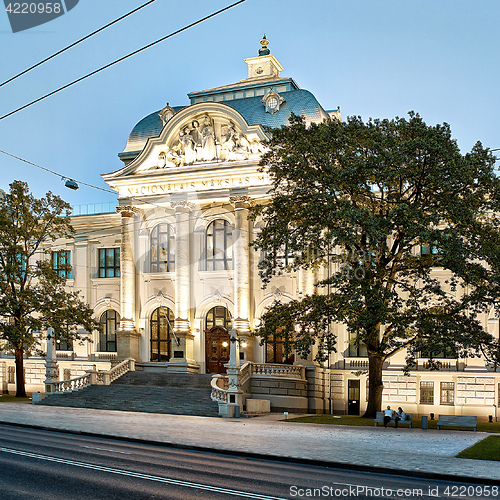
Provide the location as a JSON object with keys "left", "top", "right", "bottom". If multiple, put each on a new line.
{"left": 15, "top": 345, "right": 27, "bottom": 398}
{"left": 362, "top": 354, "right": 384, "bottom": 418}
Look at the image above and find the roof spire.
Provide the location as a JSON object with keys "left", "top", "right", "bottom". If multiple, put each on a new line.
{"left": 259, "top": 34, "right": 270, "bottom": 56}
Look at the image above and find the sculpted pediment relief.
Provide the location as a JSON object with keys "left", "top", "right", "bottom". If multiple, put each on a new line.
{"left": 130, "top": 108, "right": 268, "bottom": 175}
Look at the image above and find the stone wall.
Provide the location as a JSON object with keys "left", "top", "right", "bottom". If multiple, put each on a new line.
{"left": 24, "top": 362, "right": 46, "bottom": 386}
{"left": 457, "top": 376, "right": 495, "bottom": 406}
{"left": 249, "top": 376, "right": 308, "bottom": 412}
{"left": 382, "top": 375, "right": 417, "bottom": 404}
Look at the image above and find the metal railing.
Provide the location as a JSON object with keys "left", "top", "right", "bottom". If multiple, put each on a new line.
{"left": 71, "top": 202, "right": 117, "bottom": 217}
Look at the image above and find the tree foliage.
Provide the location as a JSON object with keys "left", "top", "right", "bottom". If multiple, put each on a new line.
{"left": 251, "top": 113, "right": 500, "bottom": 417}
{"left": 0, "top": 181, "right": 100, "bottom": 397}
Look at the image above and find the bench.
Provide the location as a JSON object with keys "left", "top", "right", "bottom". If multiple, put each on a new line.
{"left": 437, "top": 415, "right": 477, "bottom": 432}
{"left": 374, "top": 411, "right": 413, "bottom": 428}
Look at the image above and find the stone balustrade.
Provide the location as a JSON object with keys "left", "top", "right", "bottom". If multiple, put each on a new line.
{"left": 210, "top": 375, "right": 228, "bottom": 403}
{"left": 210, "top": 362, "right": 306, "bottom": 408}
{"left": 52, "top": 372, "right": 92, "bottom": 393}
{"left": 251, "top": 362, "right": 306, "bottom": 379}
{"left": 49, "top": 358, "right": 135, "bottom": 394}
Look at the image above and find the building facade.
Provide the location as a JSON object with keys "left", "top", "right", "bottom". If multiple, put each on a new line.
{"left": 1, "top": 39, "right": 499, "bottom": 418}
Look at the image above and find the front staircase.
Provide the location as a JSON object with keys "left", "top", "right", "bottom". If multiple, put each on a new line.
{"left": 38, "top": 372, "right": 220, "bottom": 417}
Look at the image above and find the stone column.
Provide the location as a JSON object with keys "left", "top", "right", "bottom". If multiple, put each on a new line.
{"left": 297, "top": 267, "right": 319, "bottom": 367}
{"left": 170, "top": 201, "right": 197, "bottom": 371}
{"left": 116, "top": 205, "right": 141, "bottom": 361}
{"left": 230, "top": 195, "right": 252, "bottom": 362}
{"left": 222, "top": 328, "right": 242, "bottom": 418}
{"left": 44, "top": 327, "right": 59, "bottom": 393}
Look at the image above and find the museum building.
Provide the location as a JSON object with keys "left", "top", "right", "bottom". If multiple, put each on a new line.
{"left": 1, "top": 38, "right": 499, "bottom": 418}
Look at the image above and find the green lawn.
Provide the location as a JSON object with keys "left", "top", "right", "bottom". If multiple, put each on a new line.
{"left": 0, "top": 394, "right": 31, "bottom": 403}
{"left": 457, "top": 436, "right": 500, "bottom": 461}
{"left": 284, "top": 414, "right": 500, "bottom": 433}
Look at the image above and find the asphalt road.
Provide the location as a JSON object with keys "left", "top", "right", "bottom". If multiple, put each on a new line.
{"left": 0, "top": 424, "right": 495, "bottom": 500}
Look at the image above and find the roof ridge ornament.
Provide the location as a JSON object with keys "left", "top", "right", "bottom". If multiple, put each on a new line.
{"left": 159, "top": 103, "right": 175, "bottom": 126}
{"left": 259, "top": 34, "right": 270, "bottom": 56}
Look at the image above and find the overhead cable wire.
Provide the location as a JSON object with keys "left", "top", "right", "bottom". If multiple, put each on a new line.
{"left": 0, "top": 148, "right": 117, "bottom": 194}
{"left": 0, "top": 0, "right": 247, "bottom": 121}
{"left": 0, "top": 147, "right": 271, "bottom": 236}
{"left": 0, "top": 0, "right": 158, "bottom": 88}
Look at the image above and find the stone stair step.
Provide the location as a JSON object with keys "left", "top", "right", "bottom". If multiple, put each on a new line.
{"left": 38, "top": 372, "right": 219, "bottom": 417}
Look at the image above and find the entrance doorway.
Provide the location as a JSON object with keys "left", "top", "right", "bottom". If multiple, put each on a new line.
{"left": 348, "top": 379, "right": 360, "bottom": 415}
{"left": 205, "top": 326, "right": 230, "bottom": 374}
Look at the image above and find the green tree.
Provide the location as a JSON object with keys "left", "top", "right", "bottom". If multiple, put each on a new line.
{"left": 251, "top": 113, "right": 500, "bottom": 417}
{"left": 0, "top": 181, "right": 99, "bottom": 397}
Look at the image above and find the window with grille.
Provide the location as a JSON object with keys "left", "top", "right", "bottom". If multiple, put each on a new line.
{"left": 99, "top": 310, "right": 119, "bottom": 352}
{"left": 150, "top": 306, "right": 174, "bottom": 362}
{"left": 52, "top": 251, "right": 71, "bottom": 278}
{"left": 440, "top": 381, "right": 455, "bottom": 405}
{"left": 206, "top": 220, "right": 233, "bottom": 271}
{"left": 98, "top": 248, "right": 120, "bottom": 277}
{"left": 420, "top": 381, "right": 434, "bottom": 404}
{"left": 151, "top": 224, "right": 175, "bottom": 272}
{"left": 56, "top": 338, "right": 73, "bottom": 351}
{"left": 205, "top": 306, "right": 232, "bottom": 330}
{"left": 349, "top": 331, "right": 368, "bottom": 357}
{"left": 421, "top": 242, "right": 444, "bottom": 266}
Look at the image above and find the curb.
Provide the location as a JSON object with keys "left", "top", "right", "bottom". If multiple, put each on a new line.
{"left": 0, "top": 420, "right": 497, "bottom": 486}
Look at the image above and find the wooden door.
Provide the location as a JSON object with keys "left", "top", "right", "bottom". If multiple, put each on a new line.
{"left": 348, "top": 379, "right": 360, "bottom": 415}
{"left": 205, "top": 326, "right": 230, "bottom": 374}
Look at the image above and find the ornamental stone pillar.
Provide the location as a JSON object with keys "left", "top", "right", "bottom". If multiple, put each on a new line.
{"left": 230, "top": 195, "right": 253, "bottom": 362}
{"left": 116, "top": 205, "right": 140, "bottom": 361}
{"left": 44, "top": 327, "right": 59, "bottom": 393}
{"left": 170, "top": 201, "right": 197, "bottom": 371}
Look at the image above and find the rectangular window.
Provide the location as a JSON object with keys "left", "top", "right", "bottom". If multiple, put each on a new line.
{"left": 349, "top": 331, "right": 368, "bottom": 357}
{"left": 99, "top": 248, "right": 120, "bottom": 278}
{"left": 420, "top": 381, "right": 434, "bottom": 404}
{"left": 52, "top": 251, "right": 71, "bottom": 278}
{"left": 440, "top": 381, "right": 455, "bottom": 405}
{"left": 421, "top": 242, "right": 443, "bottom": 266}
{"left": 56, "top": 339, "right": 73, "bottom": 351}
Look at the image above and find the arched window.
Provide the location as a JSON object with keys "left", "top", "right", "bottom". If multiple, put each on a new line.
{"left": 206, "top": 306, "right": 232, "bottom": 330}
{"left": 151, "top": 223, "right": 175, "bottom": 272}
{"left": 150, "top": 307, "right": 174, "bottom": 362}
{"left": 206, "top": 219, "right": 233, "bottom": 271}
{"left": 99, "top": 310, "right": 119, "bottom": 352}
{"left": 266, "top": 329, "right": 294, "bottom": 364}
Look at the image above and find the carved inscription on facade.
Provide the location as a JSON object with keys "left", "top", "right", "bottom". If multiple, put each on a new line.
{"left": 125, "top": 174, "right": 270, "bottom": 197}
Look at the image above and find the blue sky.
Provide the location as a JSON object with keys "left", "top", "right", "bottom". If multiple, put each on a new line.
{"left": 1, "top": 0, "right": 499, "bottom": 207}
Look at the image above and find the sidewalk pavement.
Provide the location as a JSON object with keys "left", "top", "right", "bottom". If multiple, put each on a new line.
{"left": 0, "top": 402, "right": 497, "bottom": 484}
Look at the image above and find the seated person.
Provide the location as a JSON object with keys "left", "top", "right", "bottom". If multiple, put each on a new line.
{"left": 383, "top": 406, "right": 394, "bottom": 428}
{"left": 394, "top": 407, "right": 406, "bottom": 428}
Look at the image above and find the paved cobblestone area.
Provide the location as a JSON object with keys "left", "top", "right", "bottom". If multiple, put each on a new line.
{"left": 0, "top": 403, "right": 496, "bottom": 482}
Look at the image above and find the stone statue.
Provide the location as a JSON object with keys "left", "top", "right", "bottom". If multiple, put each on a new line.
{"left": 178, "top": 127, "right": 197, "bottom": 165}
{"left": 158, "top": 148, "right": 181, "bottom": 168}
{"left": 195, "top": 115, "right": 217, "bottom": 161}
{"left": 226, "top": 132, "right": 250, "bottom": 160}
{"left": 221, "top": 122, "right": 237, "bottom": 159}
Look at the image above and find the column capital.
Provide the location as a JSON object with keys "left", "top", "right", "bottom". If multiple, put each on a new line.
{"left": 170, "top": 201, "right": 195, "bottom": 212}
{"left": 229, "top": 195, "right": 253, "bottom": 208}
{"left": 116, "top": 205, "right": 139, "bottom": 218}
